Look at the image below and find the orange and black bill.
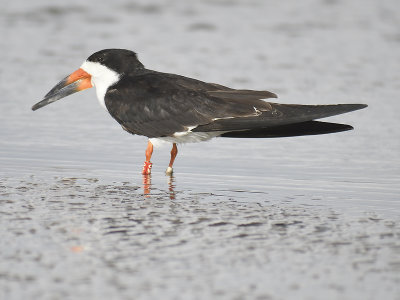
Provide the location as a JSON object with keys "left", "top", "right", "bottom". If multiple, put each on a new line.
{"left": 32, "top": 68, "right": 92, "bottom": 111}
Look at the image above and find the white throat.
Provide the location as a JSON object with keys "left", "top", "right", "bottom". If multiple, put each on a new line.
{"left": 80, "top": 60, "right": 120, "bottom": 110}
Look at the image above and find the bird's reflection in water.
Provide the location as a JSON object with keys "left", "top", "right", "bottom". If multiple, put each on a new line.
{"left": 142, "top": 174, "right": 152, "bottom": 197}
{"left": 167, "top": 175, "right": 176, "bottom": 200}
{"left": 142, "top": 174, "right": 176, "bottom": 199}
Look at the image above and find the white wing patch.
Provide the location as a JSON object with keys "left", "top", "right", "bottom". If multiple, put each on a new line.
{"left": 212, "top": 106, "right": 263, "bottom": 122}
{"left": 253, "top": 106, "right": 262, "bottom": 115}
{"left": 212, "top": 116, "right": 235, "bottom": 121}
{"left": 172, "top": 126, "right": 197, "bottom": 137}
{"left": 150, "top": 130, "right": 225, "bottom": 147}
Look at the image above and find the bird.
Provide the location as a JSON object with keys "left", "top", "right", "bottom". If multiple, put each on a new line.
{"left": 32, "top": 49, "right": 367, "bottom": 175}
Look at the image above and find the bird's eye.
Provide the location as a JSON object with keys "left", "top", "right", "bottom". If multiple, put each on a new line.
{"left": 97, "top": 56, "right": 104, "bottom": 63}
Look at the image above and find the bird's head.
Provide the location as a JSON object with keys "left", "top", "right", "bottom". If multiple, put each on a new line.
{"left": 32, "top": 49, "right": 144, "bottom": 111}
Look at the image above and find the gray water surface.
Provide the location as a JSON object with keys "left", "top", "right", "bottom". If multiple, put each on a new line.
{"left": 1, "top": 0, "right": 400, "bottom": 299}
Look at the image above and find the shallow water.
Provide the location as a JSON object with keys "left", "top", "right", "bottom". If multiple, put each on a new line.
{"left": 1, "top": 0, "right": 400, "bottom": 299}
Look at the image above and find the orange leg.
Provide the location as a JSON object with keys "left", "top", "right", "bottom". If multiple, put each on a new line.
{"left": 166, "top": 143, "right": 178, "bottom": 175}
{"left": 142, "top": 140, "right": 153, "bottom": 175}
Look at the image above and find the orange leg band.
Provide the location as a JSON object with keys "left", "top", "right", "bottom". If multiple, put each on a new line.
{"left": 142, "top": 140, "right": 154, "bottom": 175}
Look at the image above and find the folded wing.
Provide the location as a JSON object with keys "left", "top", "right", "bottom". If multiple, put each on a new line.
{"left": 105, "top": 70, "right": 366, "bottom": 138}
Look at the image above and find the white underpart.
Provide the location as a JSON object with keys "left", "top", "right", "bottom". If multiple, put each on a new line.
{"left": 150, "top": 130, "right": 226, "bottom": 147}
{"left": 80, "top": 60, "right": 120, "bottom": 110}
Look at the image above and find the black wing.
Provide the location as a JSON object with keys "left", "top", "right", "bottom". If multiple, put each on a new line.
{"left": 104, "top": 71, "right": 277, "bottom": 138}
{"left": 193, "top": 103, "right": 367, "bottom": 132}
{"left": 105, "top": 70, "right": 366, "bottom": 138}
{"left": 221, "top": 121, "right": 354, "bottom": 138}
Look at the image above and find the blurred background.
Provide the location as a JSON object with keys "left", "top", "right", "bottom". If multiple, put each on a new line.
{"left": 1, "top": 0, "right": 399, "bottom": 299}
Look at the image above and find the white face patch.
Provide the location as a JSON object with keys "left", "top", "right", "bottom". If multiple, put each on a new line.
{"left": 80, "top": 60, "right": 120, "bottom": 110}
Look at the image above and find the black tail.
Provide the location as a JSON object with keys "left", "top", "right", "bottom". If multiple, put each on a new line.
{"left": 221, "top": 121, "right": 353, "bottom": 138}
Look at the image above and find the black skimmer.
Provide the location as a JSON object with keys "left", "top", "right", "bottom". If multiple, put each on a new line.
{"left": 32, "top": 49, "right": 367, "bottom": 175}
